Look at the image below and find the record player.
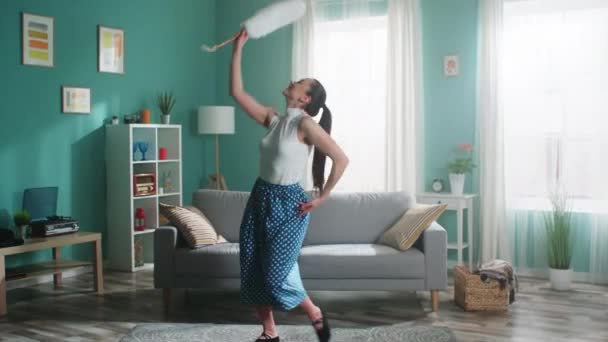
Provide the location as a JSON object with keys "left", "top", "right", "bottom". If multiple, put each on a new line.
{"left": 23, "top": 187, "right": 80, "bottom": 237}
{"left": 30, "top": 215, "right": 80, "bottom": 237}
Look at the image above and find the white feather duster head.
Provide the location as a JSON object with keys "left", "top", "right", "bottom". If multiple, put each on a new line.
{"left": 243, "top": 0, "right": 306, "bottom": 39}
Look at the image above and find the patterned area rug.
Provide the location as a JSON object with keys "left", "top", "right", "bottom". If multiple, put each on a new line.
{"left": 120, "top": 323, "right": 456, "bottom": 342}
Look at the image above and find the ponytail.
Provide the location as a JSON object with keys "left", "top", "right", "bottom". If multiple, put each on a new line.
{"left": 304, "top": 79, "right": 331, "bottom": 192}
{"left": 313, "top": 105, "right": 332, "bottom": 192}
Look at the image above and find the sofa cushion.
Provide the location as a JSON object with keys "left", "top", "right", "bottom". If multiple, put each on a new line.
{"left": 304, "top": 192, "right": 413, "bottom": 245}
{"left": 159, "top": 203, "right": 219, "bottom": 248}
{"left": 175, "top": 243, "right": 241, "bottom": 277}
{"left": 299, "top": 244, "right": 425, "bottom": 279}
{"left": 192, "top": 190, "right": 250, "bottom": 242}
{"left": 379, "top": 204, "right": 447, "bottom": 251}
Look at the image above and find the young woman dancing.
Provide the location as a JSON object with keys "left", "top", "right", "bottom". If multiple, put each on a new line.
{"left": 231, "top": 29, "right": 349, "bottom": 342}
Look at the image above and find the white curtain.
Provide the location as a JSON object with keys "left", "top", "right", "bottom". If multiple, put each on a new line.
{"left": 292, "top": 0, "right": 316, "bottom": 191}
{"left": 503, "top": 0, "right": 608, "bottom": 283}
{"left": 292, "top": 0, "right": 422, "bottom": 194}
{"left": 477, "top": 0, "right": 512, "bottom": 264}
{"left": 385, "top": 0, "right": 423, "bottom": 196}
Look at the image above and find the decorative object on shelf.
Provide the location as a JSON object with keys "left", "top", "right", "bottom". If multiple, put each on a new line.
{"left": 447, "top": 143, "right": 476, "bottom": 195}
{"left": 62, "top": 86, "right": 91, "bottom": 114}
{"left": 124, "top": 114, "right": 137, "bottom": 124}
{"left": 198, "top": 106, "right": 235, "bottom": 190}
{"left": 158, "top": 91, "right": 176, "bottom": 124}
{"left": 134, "top": 237, "right": 144, "bottom": 267}
{"left": 13, "top": 209, "right": 31, "bottom": 240}
{"left": 98, "top": 25, "right": 124, "bottom": 74}
{"left": 132, "top": 142, "right": 138, "bottom": 161}
{"left": 111, "top": 116, "right": 119, "bottom": 125}
{"left": 133, "top": 173, "right": 156, "bottom": 196}
{"left": 141, "top": 109, "right": 151, "bottom": 124}
{"left": 444, "top": 54, "right": 459, "bottom": 77}
{"left": 432, "top": 178, "right": 444, "bottom": 193}
{"left": 137, "top": 141, "right": 149, "bottom": 160}
{"left": 159, "top": 147, "right": 168, "bottom": 160}
{"left": 544, "top": 188, "right": 573, "bottom": 291}
{"left": 22, "top": 12, "right": 54, "bottom": 67}
{"left": 162, "top": 170, "right": 174, "bottom": 193}
{"left": 158, "top": 187, "right": 164, "bottom": 195}
{"left": 134, "top": 208, "right": 146, "bottom": 231}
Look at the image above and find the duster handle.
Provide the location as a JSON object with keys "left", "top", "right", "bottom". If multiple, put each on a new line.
{"left": 201, "top": 31, "right": 241, "bottom": 52}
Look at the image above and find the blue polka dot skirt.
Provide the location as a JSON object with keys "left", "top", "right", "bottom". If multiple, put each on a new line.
{"left": 239, "top": 177, "right": 311, "bottom": 311}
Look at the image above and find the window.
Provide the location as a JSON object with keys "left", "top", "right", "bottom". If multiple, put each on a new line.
{"left": 312, "top": 9, "right": 388, "bottom": 192}
{"left": 503, "top": 0, "right": 608, "bottom": 212}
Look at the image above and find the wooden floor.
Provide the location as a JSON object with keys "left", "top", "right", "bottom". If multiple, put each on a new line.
{"left": 1, "top": 269, "right": 607, "bottom": 341}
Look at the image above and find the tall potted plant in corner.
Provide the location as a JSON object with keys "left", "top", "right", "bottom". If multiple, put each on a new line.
{"left": 447, "top": 143, "right": 476, "bottom": 195}
{"left": 13, "top": 209, "right": 31, "bottom": 241}
{"left": 544, "top": 189, "right": 574, "bottom": 291}
{"left": 157, "top": 91, "right": 176, "bottom": 124}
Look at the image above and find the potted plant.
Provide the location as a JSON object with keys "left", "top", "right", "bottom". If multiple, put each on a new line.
{"left": 447, "top": 143, "right": 476, "bottom": 195}
{"left": 157, "top": 91, "right": 176, "bottom": 124}
{"left": 13, "top": 209, "right": 31, "bottom": 240}
{"left": 544, "top": 190, "right": 574, "bottom": 291}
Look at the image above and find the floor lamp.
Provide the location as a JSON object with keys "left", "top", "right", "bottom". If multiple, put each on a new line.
{"left": 198, "top": 106, "right": 235, "bottom": 190}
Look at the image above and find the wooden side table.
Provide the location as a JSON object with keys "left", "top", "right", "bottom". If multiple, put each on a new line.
{"left": 416, "top": 193, "right": 477, "bottom": 271}
{"left": 0, "top": 232, "right": 103, "bottom": 316}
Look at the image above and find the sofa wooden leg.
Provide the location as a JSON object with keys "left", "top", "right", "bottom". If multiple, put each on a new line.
{"left": 163, "top": 288, "right": 171, "bottom": 315}
{"left": 431, "top": 290, "right": 440, "bottom": 312}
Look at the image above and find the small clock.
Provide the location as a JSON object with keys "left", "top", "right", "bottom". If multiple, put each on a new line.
{"left": 432, "top": 178, "right": 444, "bottom": 193}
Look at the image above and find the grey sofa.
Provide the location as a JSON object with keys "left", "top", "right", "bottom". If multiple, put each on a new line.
{"left": 154, "top": 190, "right": 448, "bottom": 312}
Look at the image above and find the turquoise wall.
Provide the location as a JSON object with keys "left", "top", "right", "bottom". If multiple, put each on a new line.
{"left": 215, "top": 0, "right": 293, "bottom": 192}
{"left": 0, "top": 0, "right": 216, "bottom": 267}
{"left": 421, "top": 0, "right": 479, "bottom": 263}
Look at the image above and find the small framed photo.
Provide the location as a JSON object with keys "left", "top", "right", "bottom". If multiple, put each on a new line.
{"left": 62, "top": 86, "right": 91, "bottom": 114}
{"left": 98, "top": 25, "right": 124, "bottom": 74}
{"left": 444, "top": 55, "right": 459, "bottom": 77}
{"left": 22, "top": 12, "right": 54, "bottom": 67}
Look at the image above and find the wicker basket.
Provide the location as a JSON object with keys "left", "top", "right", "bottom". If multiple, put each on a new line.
{"left": 454, "top": 265, "right": 509, "bottom": 312}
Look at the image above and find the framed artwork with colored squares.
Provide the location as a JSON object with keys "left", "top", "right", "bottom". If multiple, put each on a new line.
{"left": 98, "top": 25, "right": 125, "bottom": 74}
{"left": 62, "top": 86, "right": 91, "bottom": 114}
{"left": 22, "top": 12, "right": 54, "bottom": 67}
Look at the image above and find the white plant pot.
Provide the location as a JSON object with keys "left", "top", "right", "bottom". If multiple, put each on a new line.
{"left": 549, "top": 268, "right": 572, "bottom": 291}
{"left": 449, "top": 173, "right": 465, "bottom": 195}
{"left": 161, "top": 115, "right": 171, "bottom": 124}
{"left": 19, "top": 225, "right": 28, "bottom": 240}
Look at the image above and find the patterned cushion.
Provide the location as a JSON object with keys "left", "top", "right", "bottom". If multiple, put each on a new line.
{"left": 379, "top": 204, "right": 447, "bottom": 251}
{"left": 159, "top": 203, "right": 219, "bottom": 248}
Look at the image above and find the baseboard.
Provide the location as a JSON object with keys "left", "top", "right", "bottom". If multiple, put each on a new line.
{"left": 446, "top": 261, "right": 608, "bottom": 285}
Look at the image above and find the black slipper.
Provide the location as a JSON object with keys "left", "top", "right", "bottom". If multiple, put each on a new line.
{"left": 311, "top": 309, "right": 331, "bottom": 342}
{"left": 255, "top": 332, "right": 279, "bottom": 342}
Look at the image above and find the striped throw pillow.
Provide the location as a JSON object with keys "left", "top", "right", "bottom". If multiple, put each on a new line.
{"left": 379, "top": 204, "right": 447, "bottom": 251}
{"left": 159, "top": 203, "right": 218, "bottom": 248}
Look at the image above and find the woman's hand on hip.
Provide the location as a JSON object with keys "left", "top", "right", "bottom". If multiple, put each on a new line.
{"left": 298, "top": 196, "right": 326, "bottom": 217}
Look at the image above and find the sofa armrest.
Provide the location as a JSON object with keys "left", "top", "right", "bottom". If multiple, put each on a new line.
{"left": 419, "top": 222, "right": 447, "bottom": 290}
{"left": 154, "top": 226, "right": 178, "bottom": 288}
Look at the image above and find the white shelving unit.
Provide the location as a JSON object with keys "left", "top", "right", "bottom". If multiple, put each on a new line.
{"left": 105, "top": 124, "right": 182, "bottom": 272}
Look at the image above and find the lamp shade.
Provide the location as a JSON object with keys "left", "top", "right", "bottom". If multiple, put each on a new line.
{"left": 198, "top": 106, "right": 235, "bottom": 135}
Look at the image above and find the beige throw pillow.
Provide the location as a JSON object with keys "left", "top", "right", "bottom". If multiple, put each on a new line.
{"left": 379, "top": 204, "right": 447, "bottom": 251}
{"left": 159, "top": 203, "right": 219, "bottom": 248}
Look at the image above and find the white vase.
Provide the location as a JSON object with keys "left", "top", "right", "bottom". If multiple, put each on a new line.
{"left": 161, "top": 115, "right": 171, "bottom": 124}
{"left": 549, "top": 268, "right": 572, "bottom": 291}
{"left": 449, "top": 173, "right": 465, "bottom": 195}
{"left": 19, "top": 225, "right": 28, "bottom": 240}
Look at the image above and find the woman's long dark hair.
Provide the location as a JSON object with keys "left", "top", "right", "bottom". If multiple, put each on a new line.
{"left": 304, "top": 79, "right": 332, "bottom": 192}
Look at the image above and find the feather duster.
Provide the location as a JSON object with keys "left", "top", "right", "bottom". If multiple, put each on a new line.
{"left": 202, "top": 0, "right": 306, "bottom": 52}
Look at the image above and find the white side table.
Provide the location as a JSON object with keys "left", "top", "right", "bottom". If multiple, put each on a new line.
{"left": 416, "top": 192, "right": 478, "bottom": 271}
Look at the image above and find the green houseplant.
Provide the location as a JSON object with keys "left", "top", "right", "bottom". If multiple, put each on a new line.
{"left": 543, "top": 190, "right": 574, "bottom": 290}
{"left": 157, "top": 91, "right": 176, "bottom": 124}
{"left": 13, "top": 209, "right": 31, "bottom": 240}
{"left": 447, "top": 143, "right": 476, "bottom": 195}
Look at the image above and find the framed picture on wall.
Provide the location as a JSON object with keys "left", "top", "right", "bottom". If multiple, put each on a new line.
{"left": 444, "top": 55, "right": 459, "bottom": 77}
{"left": 98, "top": 25, "right": 124, "bottom": 74}
{"left": 62, "top": 86, "right": 91, "bottom": 114}
{"left": 22, "top": 12, "right": 54, "bottom": 67}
